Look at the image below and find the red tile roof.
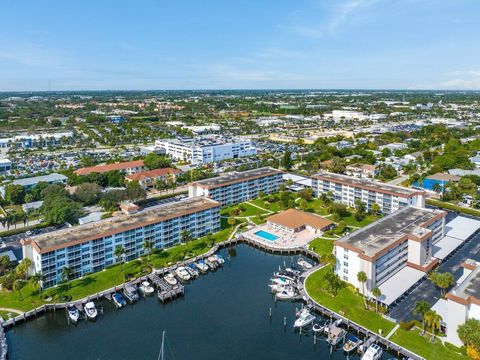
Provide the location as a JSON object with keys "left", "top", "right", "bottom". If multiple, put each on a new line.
{"left": 75, "top": 160, "right": 144, "bottom": 176}
{"left": 125, "top": 168, "right": 181, "bottom": 181}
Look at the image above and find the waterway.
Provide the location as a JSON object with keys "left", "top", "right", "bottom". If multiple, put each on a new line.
{"left": 6, "top": 245, "right": 394, "bottom": 359}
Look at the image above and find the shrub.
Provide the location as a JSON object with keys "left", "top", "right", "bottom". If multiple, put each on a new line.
{"left": 444, "top": 342, "right": 467, "bottom": 356}
{"left": 0, "top": 273, "right": 15, "bottom": 290}
{"left": 399, "top": 320, "right": 416, "bottom": 330}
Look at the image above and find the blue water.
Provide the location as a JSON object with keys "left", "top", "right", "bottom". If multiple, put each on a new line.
{"left": 255, "top": 230, "right": 279, "bottom": 241}
{"left": 413, "top": 178, "right": 447, "bottom": 191}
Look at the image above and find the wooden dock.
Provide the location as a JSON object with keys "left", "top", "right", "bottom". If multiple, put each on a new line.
{"left": 148, "top": 273, "right": 184, "bottom": 302}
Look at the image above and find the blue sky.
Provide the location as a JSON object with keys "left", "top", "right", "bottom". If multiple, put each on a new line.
{"left": 0, "top": 0, "right": 479, "bottom": 91}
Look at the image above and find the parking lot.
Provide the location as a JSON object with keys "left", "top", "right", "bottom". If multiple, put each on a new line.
{"left": 389, "top": 211, "right": 480, "bottom": 322}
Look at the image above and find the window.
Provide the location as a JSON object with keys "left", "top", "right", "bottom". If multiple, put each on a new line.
{"left": 343, "top": 275, "right": 348, "bottom": 281}
{"left": 343, "top": 261, "right": 348, "bottom": 267}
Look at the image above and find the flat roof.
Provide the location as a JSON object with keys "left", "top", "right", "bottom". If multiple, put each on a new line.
{"left": 378, "top": 266, "right": 425, "bottom": 305}
{"left": 336, "top": 206, "right": 444, "bottom": 258}
{"left": 23, "top": 196, "right": 220, "bottom": 254}
{"left": 11, "top": 173, "right": 67, "bottom": 187}
{"left": 454, "top": 266, "right": 480, "bottom": 301}
{"left": 190, "top": 167, "right": 283, "bottom": 189}
{"left": 445, "top": 216, "right": 480, "bottom": 241}
{"left": 312, "top": 171, "right": 422, "bottom": 198}
{"left": 432, "top": 236, "right": 463, "bottom": 260}
{"left": 266, "top": 209, "right": 333, "bottom": 230}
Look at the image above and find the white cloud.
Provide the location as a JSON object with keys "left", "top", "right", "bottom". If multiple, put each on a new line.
{"left": 439, "top": 69, "right": 480, "bottom": 90}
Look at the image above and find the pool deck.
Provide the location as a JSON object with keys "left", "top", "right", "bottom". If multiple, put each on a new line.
{"left": 241, "top": 224, "right": 317, "bottom": 250}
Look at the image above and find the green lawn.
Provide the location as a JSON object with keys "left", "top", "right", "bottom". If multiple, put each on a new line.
{"left": 304, "top": 199, "right": 330, "bottom": 215}
{"left": 390, "top": 328, "right": 467, "bottom": 360}
{"left": 308, "top": 238, "right": 334, "bottom": 257}
{"left": 221, "top": 203, "right": 269, "bottom": 218}
{"left": 249, "top": 198, "right": 285, "bottom": 212}
{"left": 341, "top": 213, "right": 379, "bottom": 228}
{"left": 0, "top": 310, "right": 13, "bottom": 320}
{"left": 305, "top": 266, "right": 395, "bottom": 335}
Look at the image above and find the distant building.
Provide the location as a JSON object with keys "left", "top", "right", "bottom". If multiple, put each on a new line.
{"left": 311, "top": 172, "right": 425, "bottom": 214}
{"left": 328, "top": 140, "right": 353, "bottom": 150}
{"left": 107, "top": 115, "right": 125, "bottom": 124}
{"left": 188, "top": 167, "right": 283, "bottom": 206}
{"left": 125, "top": 168, "right": 182, "bottom": 189}
{"left": 156, "top": 136, "right": 257, "bottom": 164}
{"left": 381, "top": 143, "right": 408, "bottom": 152}
{"left": 0, "top": 131, "right": 73, "bottom": 149}
{"left": 266, "top": 209, "right": 333, "bottom": 235}
{"left": 75, "top": 160, "right": 144, "bottom": 176}
{"left": 182, "top": 125, "right": 220, "bottom": 135}
{"left": 345, "top": 164, "right": 378, "bottom": 178}
{"left": 21, "top": 196, "right": 221, "bottom": 287}
{"left": 0, "top": 159, "right": 12, "bottom": 173}
{"left": 1, "top": 173, "right": 67, "bottom": 198}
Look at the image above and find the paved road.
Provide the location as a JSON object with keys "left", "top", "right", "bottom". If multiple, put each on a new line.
{"left": 389, "top": 213, "right": 480, "bottom": 322}
{"left": 387, "top": 174, "right": 410, "bottom": 185}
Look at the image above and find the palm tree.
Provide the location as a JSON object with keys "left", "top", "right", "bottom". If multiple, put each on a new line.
{"left": 425, "top": 310, "right": 443, "bottom": 341}
{"left": 143, "top": 240, "right": 153, "bottom": 260}
{"left": 22, "top": 258, "right": 32, "bottom": 277}
{"left": 13, "top": 279, "right": 26, "bottom": 300}
{"left": 61, "top": 266, "right": 72, "bottom": 283}
{"left": 180, "top": 230, "right": 191, "bottom": 245}
{"left": 413, "top": 300, "right": 431, "bottom": 335}
{"left": 372, "top": 287, "right": 382, "bottom": 313}
{"left": 432, "top": 183, "right": 442, "bottom": 195}
{"left": 321, "top": 253, "right": 336, "bottom": 271}
{"left": 114, "top": 245, "right": 126, "bottom": 263}
{"left": 357, "top": 271, "right": 368, "bottom": 309}
{"left": 32, "top": 272, "right": 46, "bottom": 294}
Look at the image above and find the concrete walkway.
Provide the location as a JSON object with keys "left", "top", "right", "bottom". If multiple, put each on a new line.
{"left": 385, "top": 324, "right": 400, "bottom": 339}
{"left": 0, "top": 308, "right": 23, "bottom": 315}
{"left": 245, "top": 201, "right": 273, "bottom": 214}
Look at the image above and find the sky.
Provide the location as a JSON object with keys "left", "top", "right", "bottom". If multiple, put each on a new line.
{"left": 0, "top": 0, "right": 479, "bottom": 91}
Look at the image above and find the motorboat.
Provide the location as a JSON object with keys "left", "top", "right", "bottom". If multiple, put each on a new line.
{"left": 273, "top": 272, "right": 296, "bottom": 282}
{"left": 297, "top": 257, "right": 313, "bottom": 270}
{"left": 269, "top": 283, "right": 290, "bottom": 293}
{"left": 284, "top": 266, "right": 302, "bottom": 277}
{"left": 66, "top": 305, "right": 79, "bottom": 323}
{"left": 195, "top": 261, "right": 209, "bottom": 273}
{"left": 123, "top": 284, "right": 139, "bottom": 303}
{"left": 84, "top": 301, "right": 97, "bottom": 320}
{"left": 293, "top": 308, "right": 315, "bottom": 328}
{"left": 175, "top": 266, "right": 191, "bottom": 281}
{"left": 275, "top": 287, "right": 298, "bottom": 301}
{"left": 213, "top": 254, "right": 225, "bottom": 265}
{"left": 270, "top": 276, "right": 294, "bottom": 286}
{"left": 326, "top": 324, "right": 346, "bottom": 346}
{"left": 112, "top": 292, "right": 127, "bottom": 308}
{"left": 343, "top": 335, "right": 363, "bottom": 354}
{"left": 204, "top": 259, "right": 217, "bottom": 270}
{"left": 186, "top": 263, "right": 199, "bottom": 278}
{"left": 164, "top": 273, "right": 178, "bottom": 286}
{"left": 361, "top": 344, "right": 383, "bottom": 360}
{"left": 312, "top": 320, "right": 329, "bottom": 334}
{"left": 138, "top": 281, "right": 155, "bottom": 295}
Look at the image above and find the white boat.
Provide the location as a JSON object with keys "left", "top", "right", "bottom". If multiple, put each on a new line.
{"left": 361, "top": 344, "right": 383, "bottom": 360}
{"left": 84, "top": 301, "right": 97, "bottom": 320}
{"left": 327, "top": 325, "right": 346, "bottom": 346}
{"left": 271, "top": 276, "right": 293, "bottom": 286}
{"left": 204, "top": 259, "right": 216, "bottom": 270}
{"left": 293, "top": 308, "right": 315, "bottom": 328}
{"left": 213, "top": 254, "right": 225, "bottom": 265}
{"left": 175, "top": 267, "right": 191, "bottom": 281}
{"left": 138, "top": 281, "right": 155, "bottom": 295}
{"left": 297, "top": 258, "right": 313, "bottom": 270}
{"left": 164, "top": 273, "right": 178, "bottom": 286}
{"left": 269, "top": 283, "right": 289, "bottom": 293}
{"left": 195, "top": 261, "right": 209, "bottom": 273}
{"left": 67, "top": 305, "right": 79, "bottom": 323}
{"left": 123, "top": 284, "right": 139, "bottom": 303}
{"left": 275, "top": 287, "right": 298, "bottom": 301}
{"left": 343, "top": 335, "right": 363, "bottom": 353}
{"left": 186, "top": 264, "right": 199, "bottom": 278}
{"left": 273, "top": 272, "right": 296, "bottom": 282}
{"left": 312, "top": 320, "right": 329, "bottom": 334}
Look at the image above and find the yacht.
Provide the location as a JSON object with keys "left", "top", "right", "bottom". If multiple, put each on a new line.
{"left": 138, "top": 281, "right": 155, "bottom": 295}
{"left": 204, "top": 259, "right": 217, "bottom": 270}
{"left": 361, "top": 344, "right": 383, "bottom": 360}
{"left": 312, "top": 320, "right": 329, "bottom": 334}
{"left": 186, "top": 263, "right": 199, "bottom": 278}
{"left": 164, "top": 273, "right": 178, "bottom": 286}
{"left": 269, "top": 283, "right": 290, "bottom": 293}
{"left": 213, "top": 254, "right": 225, "bottom": 265}
{"left": 273, "top": 272, "right": 296, "bottom": 282}
{"left": 270, "top": 276, "right": 294, "bottom": 286}
{"left": 284, "top": 266, "right": 302, "bottom": 277}
{"left": 343, "top": 335, "right": 363, "bottom": 354}
{"left": 297, "top": 258, "right": 313, "bottom": 270}
{"left": 84, "top": 301, "right": 98, "bottom": 320}
{"left": 112, "top": 292, "right": 127, "bottom": 308}
{"left": 175, "top": 267, "right": 191, "bottom": 281}
{"left": 293, "top": 308, "right": 315, "bottom": 328}
{"left": 195, "top": 261, "right": 209, "bottom": 273}
{"left": 123, "top": 284, "right": 139, "bottom": 303}
{"left": 275, "top": 287, "right": 298, "bottom": 301}
{"left": 326, "top": 320, "right": 346, "bottom": 346}
{"left": 66, "top": 305, "right": 79, "bottom": 323}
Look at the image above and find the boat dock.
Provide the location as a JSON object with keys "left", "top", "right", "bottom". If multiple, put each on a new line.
{"left": 148, "top": 273, "right": 185, "bottom": 303}
{"left": 0, "top": 320, "right": 6, "bottom": 360}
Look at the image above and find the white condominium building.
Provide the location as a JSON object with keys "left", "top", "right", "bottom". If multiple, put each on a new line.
{"left": 188, "top": 167, "right": 283, "bottom": 206}
{"left": 311, "top": 172, "right": 425, "bottom": 214}
{"left": 21, "top": 197, "right": 221, "bottom": 288}
{"left": 155, "top": 136, "right": 257, "bottom": 164}
{"left": 334, "top": 206, "right": 446, "bottom": 304}
{"left": 445, "top": 260, "right": 480, "bottom": 346}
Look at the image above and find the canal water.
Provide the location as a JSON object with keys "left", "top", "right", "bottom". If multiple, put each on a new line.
{"left": 6, "top": 245, "right": 393, "bottom": 359}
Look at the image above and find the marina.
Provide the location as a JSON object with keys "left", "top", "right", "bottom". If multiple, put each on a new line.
{"left": 5, "top": 244, "right": 424, "bottom": 360}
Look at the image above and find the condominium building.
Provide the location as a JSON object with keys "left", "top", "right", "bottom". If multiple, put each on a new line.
{"left": 445, "top": 260, "right": 480, "bottom": 346}
{"left": 75, "top": 160, "right": 144, "bottom": 176}
{"left": 21, "top": 197, "right": 221, "bottom": 288}
{"left": 311, "top": 172, "right": 425, "bottom": 214}
{"left": 334, "top": 206, "right": 446, "bottom": 305}
{"left": 155, "top": 136, "right": 257, "bottom": 164}
{"left": 188, "top": 167, "right": 283, "bottom": 206}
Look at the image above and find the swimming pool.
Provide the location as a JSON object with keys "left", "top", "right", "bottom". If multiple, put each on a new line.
{"left": 254, "top": 230, "right": 279, "bottom": 241}
{"left": 413, "top": 178, "right": 448, "bottom": 191}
